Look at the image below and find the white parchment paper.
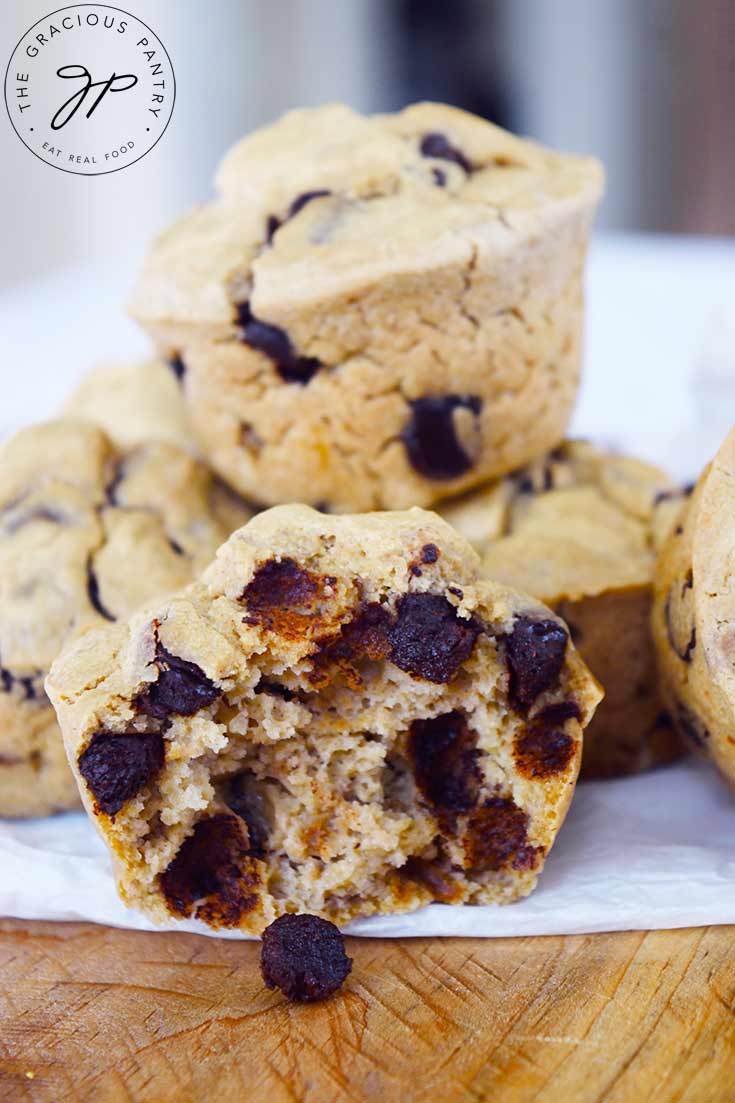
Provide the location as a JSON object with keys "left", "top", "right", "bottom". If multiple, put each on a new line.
{"left": 1, "top": 757, "right": 734, "bottom": 938}
{"left": 2, "top": 235, "right": 735, "bottom": 938}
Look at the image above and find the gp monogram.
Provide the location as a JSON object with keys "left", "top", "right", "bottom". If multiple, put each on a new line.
{"left": 4, "top": 4, "right": 175, "bottom": 175}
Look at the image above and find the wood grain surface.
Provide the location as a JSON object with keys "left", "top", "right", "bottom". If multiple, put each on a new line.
{"left": 1, "top": 920, "right": 735, "bottom": 1103}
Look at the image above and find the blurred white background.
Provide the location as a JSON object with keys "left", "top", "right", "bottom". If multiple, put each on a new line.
{"left": 1, "top": 0, "right": 734, "bottom": 477}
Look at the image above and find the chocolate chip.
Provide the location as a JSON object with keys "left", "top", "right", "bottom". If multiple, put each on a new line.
{"left": 265, "top": 213, "right": 281, "bottom": 244}
{"left": 242, "top": 558, "right": 331, "bottom": 637}
{"left": 311, "top": 602, "right": 393, "bottom": 683}
{"left": 240, "top": 316, "right": 292, "bottom": 362}
{"left": 2, "top": 506, "right": 64, "bottom": 534}
{"left": 0, "top": 660, "right": 40, "bottom": 702}
{"left": 398, "top": 857, "right": 461, "bottom": 903}
{"left": 407, "top": 712, "right": 480, "bottom": 825}
{"left": 260, "top": 913, "right": 352, "bottom": 1003}
{"left": 255, "top": 679, "right": 296, "bottom": 702}
{"left": 236, "top": 302, "right": 323, "bottom": 384}
{"left": 221, "top": 773, "right": 271, "bottom": 858}
{"left": 87, "top": 559, "right": 115, "bottom": 622}
{"left": 402, "top": 395, "right": 482, "bottom": 480}
{"left": 675, "top": 701, "right": 710, "bottom": 748}
{"left": 534, "top": 700, "right": 582, "bottom": 726}
{"left": 168, "top": 355, "right": 186, "bottom": 383}
{"left": 105, "top": 460, "right": 125, "bottom": 506}
{"left": 654, "top": 483, "right": 695, "bottom": 506}
{"left": 420, "top": 132, "right": 473, "bottom": 173}
{"left": 288, "top": 189, "right": 331, "bottom": 218}
{"left": 265, "top": 190, "right": 331, "bottom": 245}
{"left": 136, "top": 645, "right": 221, "bottom": 719}
{"left": 160, "top": 814, "right": 260, "bottom": 926}
{"left": 513, "top": 725, "right": 576, "bottom": 780}
{"left": 431, "top": 167, "right": 447, "bottom": 187}
{"left": 78, "top": 731, "right": 165, "bottom": 816}
{"left": 505, "top": 617, "right": 568, "bottom": 710}
{"left": 664, "top": 592, "right": 696, "bottom": 664}
{"left": 390, "top": 593, "right": 479, "bottom": 683}
{"left": 421, "top": 544, "right": 439, "bottom": 564}
{"left": 462, "top": 796, "right": 541, "bottom": 873}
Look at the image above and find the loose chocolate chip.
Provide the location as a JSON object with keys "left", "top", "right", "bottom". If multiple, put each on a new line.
{"left": 87, "top": 559, "right": 115, "bottom": 622}
{"left": 222, "top": 773, "right": 271, "bottom": 858}
{"left": 168, "top": 355, "right": 186, "bottom": 383}
{"left": 505, "top": 617, "right": 568, "bottom": 710}
{"left": 462, "top": 796, "right": 541, "bottom": 873}
{"left": 236, "top": 302, "right": 323, "bottom": 384}
{"left": 242, "top": 558, "right": 329, "bottom": 636}
{"left": 407, "top": 712, "right": 480, "bottom": 824}
{"left": 136, "top": 646, "right": 221, "bottom": 719}
{"left": 420, "top": 132, "right": 473, "bottom": 173}
{"left": 160, "top": 814, "right": 261, "bottom": 926}
{"left": 513, "top": 725, "right": 575, "bottom": 780}
{"left": 420, "top": 543, "right": 439, "bottom": 564}
{"left": 260, "top": 913, "right": 352, "bottom": 1003}
{"left": 390, "top": 592, "right": 479, "bottom": 683}
{"left": 78, "top": 731, "right": 164, "bottom": 816}
{"left": 402, "top": 395, "right": 482, "bottom": 480}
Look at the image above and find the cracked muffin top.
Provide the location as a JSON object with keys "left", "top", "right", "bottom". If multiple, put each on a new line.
{"left": 0, "top": 419, "right": 250, "bottom": 682}
{"left": 439, "top": 440, "right": 673, "bottom": 603}
{"left": 129, "top": 101, "right": 603, "bottom": 342}
{"left": 127, "top": 103, "right": 602, "bottom": 512}
{"left": 65, "top": 359, "right": 194, "bottom": 454}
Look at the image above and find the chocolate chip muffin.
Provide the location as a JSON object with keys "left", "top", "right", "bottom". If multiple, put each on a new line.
{"left": 439, "top": 441, "right": 683, "bottom": 778}
{"left": 652, "top": 427, "right": 735, "bottom": 785}
{"left": 65, "top": 358, "right": 194, "bottom": 453}
{"left": 47, "top": 505, "right": 602, "bottom": 931}
{"left": 0, "top": 419, "right": 250, "bottom": 818}
{"left": 128, "top": 102, "right": 603, "bottom": 512}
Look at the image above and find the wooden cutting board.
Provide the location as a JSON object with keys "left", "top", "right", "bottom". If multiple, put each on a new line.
{"left": 1, "top": 920, "right": 733, "bottom": 1102}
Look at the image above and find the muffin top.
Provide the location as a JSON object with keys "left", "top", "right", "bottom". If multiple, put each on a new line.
{"left": 439, "top": 440, "right": 673, "bottom": 603}
{"left": 128, "top": 102, "right": 603, "bottom": 339}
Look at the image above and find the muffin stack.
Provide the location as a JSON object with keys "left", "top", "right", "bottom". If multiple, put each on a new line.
{"left": 2, "top": 102, "right": 717, "bottom": 936}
